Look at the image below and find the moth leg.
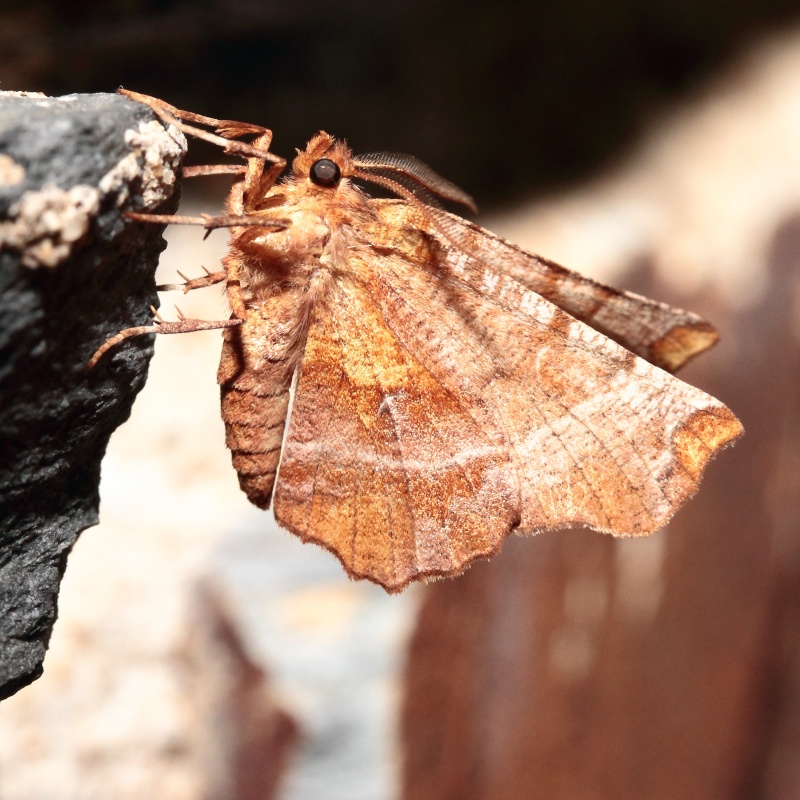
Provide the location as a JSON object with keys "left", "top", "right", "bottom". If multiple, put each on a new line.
{"left": 89, "top": 305, "right": 242, "bottom": 369}
{"left": 241, "top": 154, "right": 285, "bottom": 213}
{"left": 157, "top": 266, "right": 226, "bottom": 294}
{"left": 124, "top": 211, "right": 290, "bottom": 235}
{"left": 182, "top": 164, "right": 246, "bottom": 179}
{"left": 118, "top": 89, "right": 284, "bottom": 165}
{"left": 115, "top": 89, "right": 285, "bottom": 325}
{"left": 119, "top": 88, "right": 287, "bottom": 225}
{"left": 222, "top": 258, "right": 248, "bottom": 320}
{"left": 119, "top": 89, "right": 234, "bottom": 130}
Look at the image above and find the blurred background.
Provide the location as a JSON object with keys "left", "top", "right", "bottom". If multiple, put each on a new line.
{"left": 1, "top": 1, "right": 800, "bottom": 798}
{"left": 3, "top": 0, "right": 800, "bottom": 200}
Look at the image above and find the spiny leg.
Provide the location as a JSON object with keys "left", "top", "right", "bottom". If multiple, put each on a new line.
{"left": 118, "top": 88, "right": 288, "bottom": 218}
{"left": 89, "top": 305, "right": 242, "bottom": 369}
{"left": 157, "top": 266, "right": 226, "bottom": 294}
{"left": 222, "top": 257, "right": 247, "bottom": 320}
{"left": 100, "top": 91, "right": 288, "bottom": 365}
{"left": 118, "top": 88, "right": 283, "bottom": 164}
{"left": 124, "top": 210, "right": 290, "bottom": 235}
{"left": 183, "top": 164, "right": 246, "bottom": 178}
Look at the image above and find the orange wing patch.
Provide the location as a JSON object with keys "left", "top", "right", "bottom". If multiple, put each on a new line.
{"left": 273, "top": 278, "right": 519, "bottom": 592}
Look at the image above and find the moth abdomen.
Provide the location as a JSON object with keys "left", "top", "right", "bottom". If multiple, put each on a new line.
{"left": 217, "top": 305, "right": 299, "bottom": 509}
{"left": 219, "top": 370, "right": 290, "bottom": 509}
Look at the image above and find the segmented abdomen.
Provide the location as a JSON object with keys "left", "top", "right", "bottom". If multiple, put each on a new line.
{"left": 218, "top": 299, "right": 304, "bottom": 509}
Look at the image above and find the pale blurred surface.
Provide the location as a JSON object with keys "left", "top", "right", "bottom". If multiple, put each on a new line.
{"left": 2, "top": 22, "right": 800, "bottom": 800}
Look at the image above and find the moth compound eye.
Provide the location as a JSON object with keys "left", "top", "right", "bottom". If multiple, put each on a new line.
{"left": 309, "top": 158, "right": 341, "bottom": 187}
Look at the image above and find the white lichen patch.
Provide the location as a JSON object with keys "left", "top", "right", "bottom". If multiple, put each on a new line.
{"left": 0, "top": 154, "right": 25, "bottom": 186}
{"left": 2, "top": 110, "right": 187, "bottom": 269}
{"left": 0, "top": 183, "right": 100, "bottom": 268}
{"left": 100, "top": 120, "right": 187, "bottom": 209}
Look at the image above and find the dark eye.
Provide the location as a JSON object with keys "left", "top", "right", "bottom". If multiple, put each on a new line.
{"left": 309, "top": 158, "right": 341, "bottom": 187}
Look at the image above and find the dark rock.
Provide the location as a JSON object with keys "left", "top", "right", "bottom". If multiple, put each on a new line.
{"left": 0, "top": 91, "right": 186, "bottom": 699}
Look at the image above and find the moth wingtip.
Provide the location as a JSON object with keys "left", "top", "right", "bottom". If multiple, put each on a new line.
{"left": 652, "top": 321, "right": 720, "bottom": 372}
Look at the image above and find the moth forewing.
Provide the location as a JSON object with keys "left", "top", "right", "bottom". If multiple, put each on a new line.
{"left": 217, "top": 133, "right": 742, "bottom": 592}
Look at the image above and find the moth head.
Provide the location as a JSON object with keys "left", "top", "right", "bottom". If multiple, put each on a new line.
{"left": 292, "top": 132, "right": 355, "bottom": 192}
{"left": 291, "top": 132, "right": 477, "bottom": 215}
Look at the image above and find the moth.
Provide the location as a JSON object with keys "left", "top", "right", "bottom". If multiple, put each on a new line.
{"left": 95, "top": 91, "right": 743, "bottom": 593}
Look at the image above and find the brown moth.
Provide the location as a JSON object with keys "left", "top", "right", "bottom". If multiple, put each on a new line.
{"left": 95, "top": 91, "right": 743, "bottom": 593}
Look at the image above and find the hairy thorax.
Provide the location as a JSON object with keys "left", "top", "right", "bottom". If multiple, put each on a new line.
{"left": 230, "top": 178, "right": 382, "bottom": 307}
{"left": 237, "top": 199, "right": 329, "bottom": 295}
